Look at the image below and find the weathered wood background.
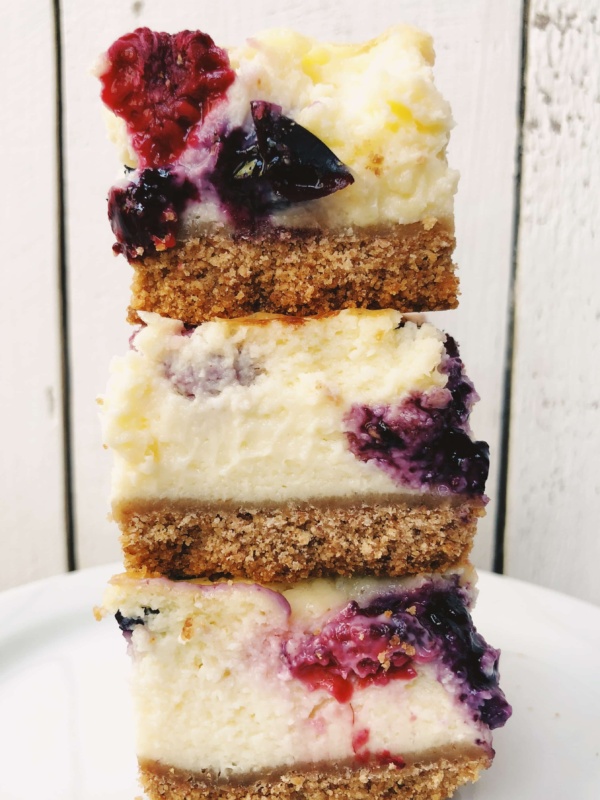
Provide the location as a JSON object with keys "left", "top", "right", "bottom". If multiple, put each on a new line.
{"left": 2, "top": 0, "right": 598, "bottom": 604}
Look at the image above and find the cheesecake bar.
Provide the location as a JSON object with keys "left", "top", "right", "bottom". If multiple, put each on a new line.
{"left": 101, "top": 567, "right": 510, "bottom": 800}
{"left": 101, "top": 310, "right": 488, "bottom": 581}
{"left": 98, "top": 26, "right": 458, "bottom": 322}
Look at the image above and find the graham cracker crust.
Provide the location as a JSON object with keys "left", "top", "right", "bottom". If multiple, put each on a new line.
{"left": 139, "top": 748, "right": 490, "bottom": 800}
{"left": 127, "top": 221, "right": 457, "bottom": 324}
{"left": 115, "top": 499, "right": 483, "bottom": 581}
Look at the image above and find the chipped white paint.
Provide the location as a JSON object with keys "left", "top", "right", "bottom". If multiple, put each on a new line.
{"left": 505, "top": 1, "right": 600, "bottom": 604}
{"left": 0, "top": 2, "right": 67, "bottom": 589}
{"left": 61, "top": 0, "right": 522, "bottom": 573}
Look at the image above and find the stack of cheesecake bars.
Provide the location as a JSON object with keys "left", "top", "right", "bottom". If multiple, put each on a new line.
{"left": 97, "top": 24, "right": 511, "bottom": 800}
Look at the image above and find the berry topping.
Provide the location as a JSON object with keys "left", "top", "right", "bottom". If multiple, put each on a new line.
{"left": 108, "top": 167, "right": 198, "bottom": 259}
{"left": 99, "top": 28, "right": 235, "bottom": 167}
{"left": 283, "top": 578, "right": 512, "bottom": 730}
{"left": 211, "top": 101, "right": 354, "bottom": 225}
{"left": 345, "top": 336, "right": 489, "bottom": 497}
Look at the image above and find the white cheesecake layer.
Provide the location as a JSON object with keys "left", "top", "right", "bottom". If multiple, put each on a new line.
{"left": 107, "top": 26, "right": 457, "bottom": 229}
{"left": 227, "top": 27, "right": 457, "bottom": 228}
{"left": 101, "top": 309, "right": 450, "bottom": 505}
{"left": 103, "top": 571, "right": 485, "bottom": 777}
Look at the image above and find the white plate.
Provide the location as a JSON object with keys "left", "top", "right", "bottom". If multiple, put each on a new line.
{"left": 0, "top": 565, "right": 599, "bottom": 800}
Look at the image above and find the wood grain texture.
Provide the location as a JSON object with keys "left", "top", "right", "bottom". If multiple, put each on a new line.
{"left": 505, "top": 1, "right": 600, "bottom": 603}
{"left": 0, "top": 2, "right": 67, "bottom": 589}
{"left": 61, "top": 0, "right": 522, "bottom": 572}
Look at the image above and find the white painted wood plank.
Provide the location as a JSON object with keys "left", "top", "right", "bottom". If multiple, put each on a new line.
{"left": 506, "top": 1, "right": 600, "bottom": 604}
{"left": 0, "top": 3, "right": 67, "bottom": 589}
{"left": 61, "top": 0, "right": 522, "bottom": 571}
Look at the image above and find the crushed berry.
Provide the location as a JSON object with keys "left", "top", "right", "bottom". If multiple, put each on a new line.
{"left": 440, "top": 335, "right": 478, "bottom": 422}
{"left": 108, "top": 167, "right": 198, "bottom": 259}
{"left": 344, "top": 336, "right": 489, "bottom": 496}
{"left": 115, "top": 610, "right": 144, "bottom": 634}
{"left": 376, "top": 751, "right": 406, "bottom": 769}
{"left": 283, "top": 578, "right": 511, "bottom": 730}
{"left": 164, "top": 348, "right": 260, "bottom": 398}
{"left": 294, "top": 664, "right": 354, "bottom": 704}
{"left": 352, "top": 729, "right": 406, "bottom": 768}
{"left": 352, "top": 729, "right": 370, "bottom": 753}
{"left": 99, "top": 28, "right": 235, "bottom": 167}
{"left": 211, "top": 101, "right": 354, "bottom": 225}
{"left": 181, "top": 323, "right": 197, "bottom": 337}
{"left": 115, "top": 606, "right": 159, "bottom": 642}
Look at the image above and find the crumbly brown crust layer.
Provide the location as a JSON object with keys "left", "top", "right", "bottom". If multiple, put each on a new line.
{"left": 127, "top": 221, "right": 457, "bottom": 324}
{"left": 115, "top": 499, "right": 483, "bottom": 581}
{"left": 139, "top": 749, "right": 490, "bottom": 800}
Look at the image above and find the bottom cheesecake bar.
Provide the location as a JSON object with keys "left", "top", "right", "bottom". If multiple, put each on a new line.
{"left": 101, "top": 568, "right": 510, "bottom": 800}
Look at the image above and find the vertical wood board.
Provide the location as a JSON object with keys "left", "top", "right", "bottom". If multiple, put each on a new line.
{"left": 61, "top": 0, "right": 522, "bottom": 571}
{"left": 506, "top": 1, "right": 600, "bottom": 604}
{"left": 0, "top": 2, "right": 67, "bottom": 589}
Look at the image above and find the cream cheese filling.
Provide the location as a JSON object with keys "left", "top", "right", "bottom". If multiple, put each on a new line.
{"left": 103, "top": 571, "right": 484, "bottom": 776}
{"left": 101, "top": 310, "right": 451, "bottom": 504}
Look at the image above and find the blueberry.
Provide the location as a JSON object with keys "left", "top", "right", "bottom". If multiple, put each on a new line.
{"left": 115, "top": 610, "right": 144, "bottom": 634}
{"left": 115, "top": 606, "right": 160, "bottom": 635}
{"left": 344, "top": 336, "right": 489, "bottom": 497}
{"left": 249, "top": 101, "right": 354, "bottom": 202}
{"left": 109, "top": 167, "right": 198, "bottom": 259}
{"left": 211, "top": 101, "right": 354, "bottom": 226}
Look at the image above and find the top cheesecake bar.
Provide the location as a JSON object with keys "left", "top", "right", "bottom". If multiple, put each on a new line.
{"left": 98, "top": 26, "right": 459, "bottom": 323}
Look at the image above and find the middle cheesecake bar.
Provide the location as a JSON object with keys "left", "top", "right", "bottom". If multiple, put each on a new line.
{"left": 102, "top": 309, "right": 488, "bottom": 581}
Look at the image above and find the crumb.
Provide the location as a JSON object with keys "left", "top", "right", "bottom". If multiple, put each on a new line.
{"left": 366, "top": 153, "right": 384, "bottom": 175}
{"left": 180, "top": 616, "right": 194, "bottom": 641}
{"left": 377, "top": 652, "right": 391, "bottom": 670}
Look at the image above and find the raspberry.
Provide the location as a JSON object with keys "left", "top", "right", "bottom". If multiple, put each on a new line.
{"left": 100, "top": 28, "right": 235, "bottom": 167}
